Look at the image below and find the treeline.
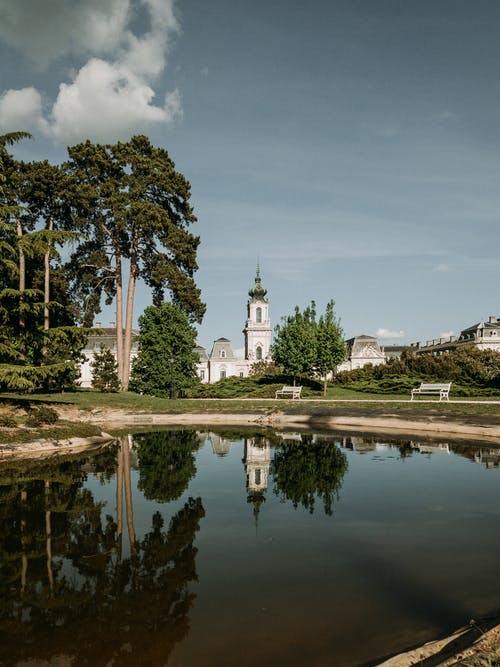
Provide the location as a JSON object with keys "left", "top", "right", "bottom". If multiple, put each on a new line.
{"left": 336, "top": 346, "right": 500, "bottom": 395}
{"left": 0, "top": 132, "right": 204, "bottom": 393}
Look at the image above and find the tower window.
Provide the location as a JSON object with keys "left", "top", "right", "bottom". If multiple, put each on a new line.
{"left": 256, "top": 346, "right": 263, "bottom": 360}
{"left": 220, "top": 349, "right": 226, "bottom": 358}
{"left": 256, "top": 307, "right": 262, "bottom": 323}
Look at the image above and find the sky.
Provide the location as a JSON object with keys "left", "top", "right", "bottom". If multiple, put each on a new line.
{"left": 1, "top": 0, "right": 500, "bottom": 352}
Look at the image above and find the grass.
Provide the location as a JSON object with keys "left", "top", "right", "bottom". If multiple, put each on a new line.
{"left": 1, "top": 387, "right": 500, "bottom": 421}
{"left": 0, "top": 419, "right": 104, "bottom": 445}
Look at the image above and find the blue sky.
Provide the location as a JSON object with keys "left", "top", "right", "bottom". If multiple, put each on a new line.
{"left": 1, "top": 0, "right": 500, "bottom": 351}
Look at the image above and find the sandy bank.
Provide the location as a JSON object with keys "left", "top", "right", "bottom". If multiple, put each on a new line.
{"left": 0, "top": 432, "right": 115, "bottom": 460}
{"left": 74, "top": 408, "right": 500, "bottom": 444}
{"left": 376, "top": 615, "right": 500, "bottom": 666}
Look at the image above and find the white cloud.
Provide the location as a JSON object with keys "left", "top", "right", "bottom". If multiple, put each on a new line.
{"left": 50, "top": 59, "right": 181, "bottom": 143}
{"left": 432, "top": 263, "right": 450, "bottom": 273}
{"left": 375, "top": 328, "right": 405, "bottom": 339}
{"left": 0, "top": 87, "right": 49, "bottom": 135}
{"left": 0, "top": 0, "right": 181, "bottom": 144}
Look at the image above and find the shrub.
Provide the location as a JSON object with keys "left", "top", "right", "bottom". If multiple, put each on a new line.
{"left": 0, "top": 414, "right": 17, "bottom": 428}
{"left": 91, "top": 345, "right": 120, "bottom": 392}
{"left": 25, "top": 406, "right": 59, "bottom": 427}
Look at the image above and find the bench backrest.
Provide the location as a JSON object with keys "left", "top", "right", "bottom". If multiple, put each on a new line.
{"left": 418, "top": 383, "right": 451, "bottom": 390}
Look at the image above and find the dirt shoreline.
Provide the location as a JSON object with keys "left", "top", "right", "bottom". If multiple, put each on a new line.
{"left": 77, "top": 407, "right": 500, "bottom": 444}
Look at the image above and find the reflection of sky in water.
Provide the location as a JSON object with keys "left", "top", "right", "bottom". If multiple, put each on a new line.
{"left": 169, "top": 434, "right": 500, "bottom": 667}
{"left": 2, "top": 431, "right": 500, "bottom": 667}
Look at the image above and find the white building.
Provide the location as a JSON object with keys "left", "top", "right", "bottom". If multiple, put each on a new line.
{"left": 337, "top": 335, "right": 386, "bottom": 372}
{"left": 410, "top": 315, "right": 500, "bottom": 355}
{"left": 79, "top": 324, "right": 138, "bottom": 388}
{"left": 196, "top": 268, "right": 272, "bottom": 383}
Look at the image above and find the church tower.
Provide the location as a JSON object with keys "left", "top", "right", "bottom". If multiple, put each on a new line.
{"left": 243, "top": 266, "right": 272, "bottom": 362}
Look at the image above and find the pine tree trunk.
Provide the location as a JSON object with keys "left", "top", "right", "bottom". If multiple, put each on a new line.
{"left": 115, "top": 251, "right": 124, "bottom": 388}
{"left": 44, "top": 217, "right": 53, "bottom": 331}
{"left": 43, "top": 217, "right": 53, "bottom": 361}
{"left": 16, "top": 216, "right": 26, "bottom": 363}
{"left": 122, "top": 228, "right": 138, "bottom": 391}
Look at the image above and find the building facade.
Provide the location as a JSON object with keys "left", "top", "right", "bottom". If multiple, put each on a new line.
{"left": 196, "top": 268, "right": 272, "bottom": 383}
{"left": 410, "top": 315, "right": 500, "bottom": 356}
{"left": 337, "top": 335, "right": 387, "bottom": 372}
{"left": 79, "top": 324, "right": 139, "bottom": 388}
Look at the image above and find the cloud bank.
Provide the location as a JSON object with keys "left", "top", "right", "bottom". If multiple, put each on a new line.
{"left": 0, "top": 0, "right": 181, "bottom": 143}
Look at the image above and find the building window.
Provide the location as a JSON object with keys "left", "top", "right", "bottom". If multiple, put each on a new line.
{"left": 256, "top": 346, "right": 263, "bottom": 360}
{"left": 239, "top": 371, "right": 244, "bottom": 377}
{"left": 220, "top": 370, "right": 226, "bottom": 380}
{"left": 255, "top": 468, "right": 261, "bottom": 485}
{"left": 256, "top": 307, "right": 262, "bottom": 323}
{"left": 200, "top": 370, "right": 205, "bottom": 380}
{"left": 220, "top": 349, "right": 226, "bottom": 358}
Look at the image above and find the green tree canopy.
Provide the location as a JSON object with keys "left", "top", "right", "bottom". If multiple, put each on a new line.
{"left": 91, "top": 344, "right": 120, "bottom": 392}
{"left": 315, "top": 300, "right": 346, "bottom": 394}
{"left": 272, "top": 302, "right": 318, "bottom": 383}
{"left": 272, "top": 300, "right": 346, "bottom": 390}
{"left": 65, "top": 135, "right": 205, "bottom": 390}
{"left": 129, "top": 302, "right": 200, "bottom": 397}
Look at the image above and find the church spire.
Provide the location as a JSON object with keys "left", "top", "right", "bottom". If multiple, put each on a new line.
{"left": 248, "top": 264, "right": 267, "bottom": 301}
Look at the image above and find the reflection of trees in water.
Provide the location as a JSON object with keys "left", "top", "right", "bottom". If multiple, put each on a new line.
{"left": 0, "top": 439, "right": 205, "bottom": 666}
{"left": 134, "top": 429, "right": 201, "bottom": 502}
{"left": 271, "top": 436, "right": 348, "bottom": 515}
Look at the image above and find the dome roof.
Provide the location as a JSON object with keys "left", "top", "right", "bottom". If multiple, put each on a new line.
{"left": 248, "top": 266, "right": 268, "bottom": 301}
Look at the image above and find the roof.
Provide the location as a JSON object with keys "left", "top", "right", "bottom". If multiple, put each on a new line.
{"left": 210, "top": 337, "right": 236, "bottom": 360}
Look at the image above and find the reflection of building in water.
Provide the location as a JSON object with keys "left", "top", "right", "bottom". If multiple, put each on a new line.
{"left": 411, "top": 442, "right": 450, "bottom": 455}
{"left": 279, "top": 432, "right": 303, "bottom": 442}
{"left": 243, "top": 437, "right": 271, "bottom": 523}
{"left": 208, "top": 432, "right": 233, "bottom": 457}
{"left": 474, "top": 448, "right": 500, "bottom": 468}
{"left": 341, "top": 436, "right": 378, "bottom": 452}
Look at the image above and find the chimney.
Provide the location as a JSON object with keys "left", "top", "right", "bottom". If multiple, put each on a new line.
{"left": 449, "top": 335, "right": 456, "bottom": 342}
{"left": 489, "top": 315, "right": 497, "bottom": 323}
{"left": 95, "top": 322, "right": 101, "bottom": 328}
{"left": 109, "top": 321, "right": 116, "bottom": 328}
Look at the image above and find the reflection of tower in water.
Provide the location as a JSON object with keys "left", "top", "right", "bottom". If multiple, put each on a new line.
{"left": 243, "top": 437, "right": 271, "bottom": 526}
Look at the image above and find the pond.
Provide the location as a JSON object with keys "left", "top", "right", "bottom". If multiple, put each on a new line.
{"left": 1, "top": 428, "right": 499, "bottom": 666}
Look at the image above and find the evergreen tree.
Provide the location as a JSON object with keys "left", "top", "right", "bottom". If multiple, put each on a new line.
{"left": 0, "top": 134, "right": 87, "bottom": 392}
{"left": 65, "top": 135, "right": 205, "bottom": 390}
{"left": 90, "top": 345, "right": 120, "bottom": 392}
{"left": 130, "top": 302, "right": 199, "bottom": 397}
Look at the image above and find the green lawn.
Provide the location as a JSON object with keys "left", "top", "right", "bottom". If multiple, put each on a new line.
{"left": 2, "top": 388, "right": 500, "bottom": 419}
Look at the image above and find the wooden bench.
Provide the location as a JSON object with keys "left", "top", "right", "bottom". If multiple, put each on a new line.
{"left": 275, "top": 385, "right": 302, "bottom": 399}
{"left": 411, "top": 382, "right": 451, "bottom": 401}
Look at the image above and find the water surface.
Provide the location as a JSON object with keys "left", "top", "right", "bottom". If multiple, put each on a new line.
{"left": 1, "top": 429, "right": 499, "bottom": 666}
